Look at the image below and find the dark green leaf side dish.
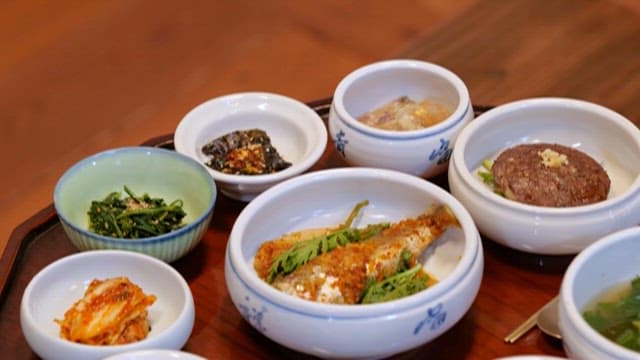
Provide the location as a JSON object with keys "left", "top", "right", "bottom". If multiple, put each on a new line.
{"left": 88, "top": 186, "right": 186, "bottom": 239}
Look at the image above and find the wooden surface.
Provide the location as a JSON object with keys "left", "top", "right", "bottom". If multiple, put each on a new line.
{"left": 1, "top": 0, "right": 639, "bottom": 358}
{"left": 0, "top": 0, "right": 475, "bottom": 253}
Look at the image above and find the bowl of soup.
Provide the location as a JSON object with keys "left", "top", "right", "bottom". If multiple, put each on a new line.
{"left": 328, "top": 59, "right": 474, "bottom": 178}
{"left": 559, "top": 226, "right": 640, "bottom": 359}
{"left": 224, "top": 167, "right": 483, "bottom": 358}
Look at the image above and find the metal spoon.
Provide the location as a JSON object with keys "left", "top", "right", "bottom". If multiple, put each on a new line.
{"left": 504, "top": 296, "right": 561, "bottom": 343}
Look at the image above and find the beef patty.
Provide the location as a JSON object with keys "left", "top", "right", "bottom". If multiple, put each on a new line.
{"left": 491, "top": 143, "right": 610, "bottom": 207}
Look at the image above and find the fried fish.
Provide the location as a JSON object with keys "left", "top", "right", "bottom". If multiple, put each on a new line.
{"left": 254, "top": 205, "right": 458, "bottom": 304}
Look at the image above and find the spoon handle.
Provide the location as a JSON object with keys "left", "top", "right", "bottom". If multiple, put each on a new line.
{"left": 504, "top": 303, "right": 546, "bottom": 343}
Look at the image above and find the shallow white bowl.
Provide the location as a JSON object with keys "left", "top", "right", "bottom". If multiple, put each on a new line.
{"left": 496, "top": 356, "right": 567, "bottom": 360}
{"left": 328, "top": 59, "right": 474, "bottom": 178}
{"left": 449, "top": 97, "right": 640, "bottom": 254}
{"left": 174, "top": 92, "right": 327, "bottom": 201}
{"left": 225, "top": 167, "right": 483, "bottom": 358}
{"left": 559, "top": 226, "right": 640, "bottom": 359}
{"left": 20, "top": 250, "right": 195, "bottom": 360}
{"left": 103, "top": 349, "right": 206, "bottom": 360}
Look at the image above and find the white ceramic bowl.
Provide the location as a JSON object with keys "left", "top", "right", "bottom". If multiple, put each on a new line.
{"left": 103, "top": 349, "right": 206, "bottom": 360}
{"left": 496, "top": 356, "right": 567, "bottom": 360}
{"left": 449, "top": 97, "right": 640, "bottom": 254}
{"left": 224, "top": 167, "right": 483, "bottom": 358}
{"left": 328, "top": 59, "right": 474, "bottom": 178}
{"left": 54, "top": 147, "right": 216, "bottom": 263}
{"left": 20, "top": 250, "right": 195, "bottom": 360}
{"left": 174, "top": 92, "right": 327, "bottom": 201}
{"left": 559, "top": 226, "right": 640, "bottom": 359}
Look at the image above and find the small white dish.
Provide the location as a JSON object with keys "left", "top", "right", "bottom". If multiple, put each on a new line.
{"left": 225, "top": 167, "right": 483, "bottom": 358}
{"left": 328, "top": 59, "right": 474, "bottom": 178}
{"left": 449, "top": 97, "right": 640, "bottom": 254}
{"left": 20, "top": 250, "right": 195, "bottom": 360}
{"left": 174, "top": 92, "right": 327, "bottom": 201}
{"left": 496, "top": 356, "right": 567, "bottom": 360}
{"left": 103, "top": 349, "right": 206, "bottom": 360}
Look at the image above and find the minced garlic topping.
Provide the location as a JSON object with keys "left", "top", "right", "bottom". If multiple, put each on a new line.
{"left": 538, "top": 148, "right": 569, "bottom": 168}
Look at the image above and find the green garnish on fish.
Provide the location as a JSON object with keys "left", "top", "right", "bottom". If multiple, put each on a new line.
{"left": 360, "top": 250, "right": 429, "bottom": 304}
{"left": 87, "top": 186, "right": 186, "bottom": 239}
{"left": 266, "top": 201, "right": 390, "bottom": 283}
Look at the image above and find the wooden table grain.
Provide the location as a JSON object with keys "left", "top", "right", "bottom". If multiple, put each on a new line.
{"left": 2, "top": 0, "right": 639, "bottom": 359}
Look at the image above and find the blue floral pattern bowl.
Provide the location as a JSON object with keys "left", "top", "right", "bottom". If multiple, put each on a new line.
{"left": 224, "top": 168, "right": 483, "bottom": 358}
{"left": 328, "top": 59, "right": 473, "bottom": 179}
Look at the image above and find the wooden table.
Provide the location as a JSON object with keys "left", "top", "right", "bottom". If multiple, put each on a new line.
{"left": 1, "top": 0, "right": 638, "bottom": 359}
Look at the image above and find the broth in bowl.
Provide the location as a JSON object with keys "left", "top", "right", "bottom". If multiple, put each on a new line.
{"left": 583, "top": 276, "right": 640, "bottom": 352}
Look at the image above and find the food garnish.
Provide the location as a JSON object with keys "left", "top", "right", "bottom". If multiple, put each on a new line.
{"left": 477, "top": 159, "right": 502, "bottom": 195}
{"left": 201, "top": 129, "right": 291, "bottom": 175}
{"left": 583, "top": 276, "right": 640, "bottom": 352}
{"left": 88, "top": 186, "right": 186, "bottom": 238}
{"left": 55, "top": 277, "right": 156, "bottom": 345}
{"left": 538, "top": 148, "right": 568, "bottom": 168}
{"left": 360, "top": 249, "right": 430, "bottom": 304}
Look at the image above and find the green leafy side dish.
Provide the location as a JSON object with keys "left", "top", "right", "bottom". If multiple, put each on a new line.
{"left": 583, "top": 276, "right": 640, "bottom": 352}
{"left": 88, "top": 185, "right": 187, "bottom": 239}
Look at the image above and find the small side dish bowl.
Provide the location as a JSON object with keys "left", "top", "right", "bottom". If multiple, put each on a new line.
{"left": 224, "top": 167, "right": 483, "bottom": 359}
{"left": 20, "top": 250, "right": 195, "bottom": 360}
{"left": 328, "top": 59, "right": 474, "bottom": 178}
{"left": 103, "top": 350, "right": 206, "bottom": 360}
{"left": 54, "top": 146, "right": 216, "bottom": 262}
{"left": 174, "top": 92, "right": 327, "bottom": 201}
{"left": 449, "top": 97, "right": 640, "bottom": 254}
{"left": 559, "top": 226, "right": 640, "bottom": 360}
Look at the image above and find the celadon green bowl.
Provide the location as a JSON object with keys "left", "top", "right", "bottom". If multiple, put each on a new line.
{"left": 54, "top": 146, "right": 216, "bottom": 262}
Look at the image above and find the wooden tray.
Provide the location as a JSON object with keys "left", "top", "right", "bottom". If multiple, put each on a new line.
{"left": 0, "top": 98, "right": 570, "bottom": 359}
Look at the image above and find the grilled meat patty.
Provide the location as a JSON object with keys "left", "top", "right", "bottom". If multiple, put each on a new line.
{"left": 491, "top": 143, "right": 610, "bottom": 207}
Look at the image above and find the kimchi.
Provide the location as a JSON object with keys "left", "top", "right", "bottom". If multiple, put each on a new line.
{"left": 55, "top": 277, "right": 156, "bottom": 345}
